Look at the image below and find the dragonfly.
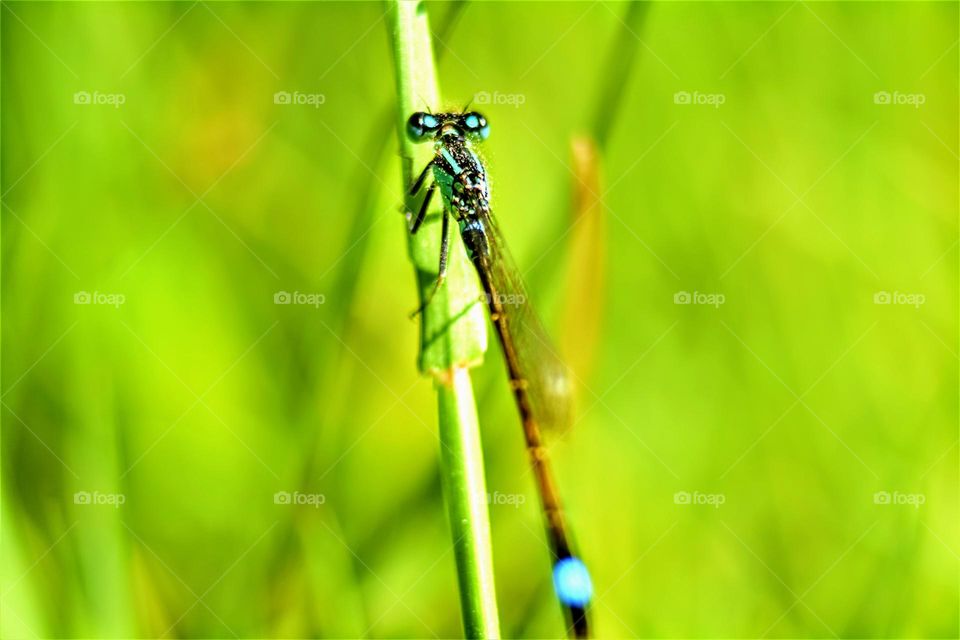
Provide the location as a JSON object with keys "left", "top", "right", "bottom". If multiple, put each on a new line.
{"left": 406, "top": 109, "right": 593, "bottom": 638}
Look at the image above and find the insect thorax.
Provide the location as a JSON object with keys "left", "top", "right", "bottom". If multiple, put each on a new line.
{"left": 432, "top": 138, "right": 490, "bottom": 220}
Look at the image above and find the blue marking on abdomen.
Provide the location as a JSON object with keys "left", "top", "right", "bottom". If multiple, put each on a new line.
{"left": 553, "top": 557, "right": 592, "bottom": 607}
{"left": 459, "top": 218, "right": 485, "bottom": 234}
{"left": 458, "top": 218, "right": 487, "bottom": 259}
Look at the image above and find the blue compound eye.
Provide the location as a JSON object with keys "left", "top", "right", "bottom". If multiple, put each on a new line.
{"left": 407, "top": 112, "right": 440, "bottom": 142}
{"left": 553, "top": 557, "right": 593, "bottom": 607}
{"left": 462, "top": 112, "right": 489, "bottom": 140}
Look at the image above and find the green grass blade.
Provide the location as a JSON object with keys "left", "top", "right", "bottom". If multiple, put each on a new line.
{"left": 387, "top": 0, "right": 487, "bottom": 375}
{"left": 386, "top": 2, "right": 499, "bottom": 637}
{"left": 437, "top": 370, "right": 501, "bottom": 639}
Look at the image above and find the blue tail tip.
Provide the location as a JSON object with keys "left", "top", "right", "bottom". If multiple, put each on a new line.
{"left": 553, "top": 557, "right": 593, "bottom": 607}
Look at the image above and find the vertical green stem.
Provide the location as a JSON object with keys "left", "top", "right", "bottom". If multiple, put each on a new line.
{"left": 386, "top": 1, "right": 499, "bottom": 638}
{"left": 437, "top": 369, "right": 501, "bottom": 638}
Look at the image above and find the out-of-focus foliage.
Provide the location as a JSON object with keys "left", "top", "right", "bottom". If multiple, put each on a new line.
{"left": 2, "top": 2, "right": 957, "bottom": 638}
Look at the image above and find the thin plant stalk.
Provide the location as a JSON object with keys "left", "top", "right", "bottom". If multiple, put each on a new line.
{"left": 386, "top": 1, "right": 500, "bottom": 637}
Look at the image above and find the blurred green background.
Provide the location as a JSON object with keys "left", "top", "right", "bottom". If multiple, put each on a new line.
{"left": 2, "top": 2, "right": 957, "bottom": 638}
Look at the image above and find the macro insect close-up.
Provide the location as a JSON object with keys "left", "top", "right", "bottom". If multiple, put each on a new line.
{"left": 2, "top": 2, "right": 957, "bottom": 639}
{"left": 406, "top": 107, "right": 591, "bottom": 635}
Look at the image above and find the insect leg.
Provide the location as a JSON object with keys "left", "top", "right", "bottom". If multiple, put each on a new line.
{"left": 435, "top": 206, "right": 451, "bottom": 288}
{"left": 409, "top": 160, "right": 434, "bottom": 195}
{"left": 410, "top": 181, "right": 436, "bottom": 235}
{"left": 409, "top": 208, "right": 451, "bottom": 318}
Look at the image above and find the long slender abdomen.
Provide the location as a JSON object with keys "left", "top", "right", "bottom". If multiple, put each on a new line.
{"left": 463, "top": 237, "right": 592, "bottom": 638}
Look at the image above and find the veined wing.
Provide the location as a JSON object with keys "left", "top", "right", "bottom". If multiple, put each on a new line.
{"left": 474, "top": 208, "right": 573, "bottom": 432}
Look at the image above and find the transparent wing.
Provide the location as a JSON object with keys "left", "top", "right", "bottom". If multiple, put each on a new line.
{"left": 475, "top": 208, "right": 573, "bottom": 432}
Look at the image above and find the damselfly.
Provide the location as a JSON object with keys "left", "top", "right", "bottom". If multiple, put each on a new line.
{"left": 406, "top": 110, "right": 593, "bottom": 638}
